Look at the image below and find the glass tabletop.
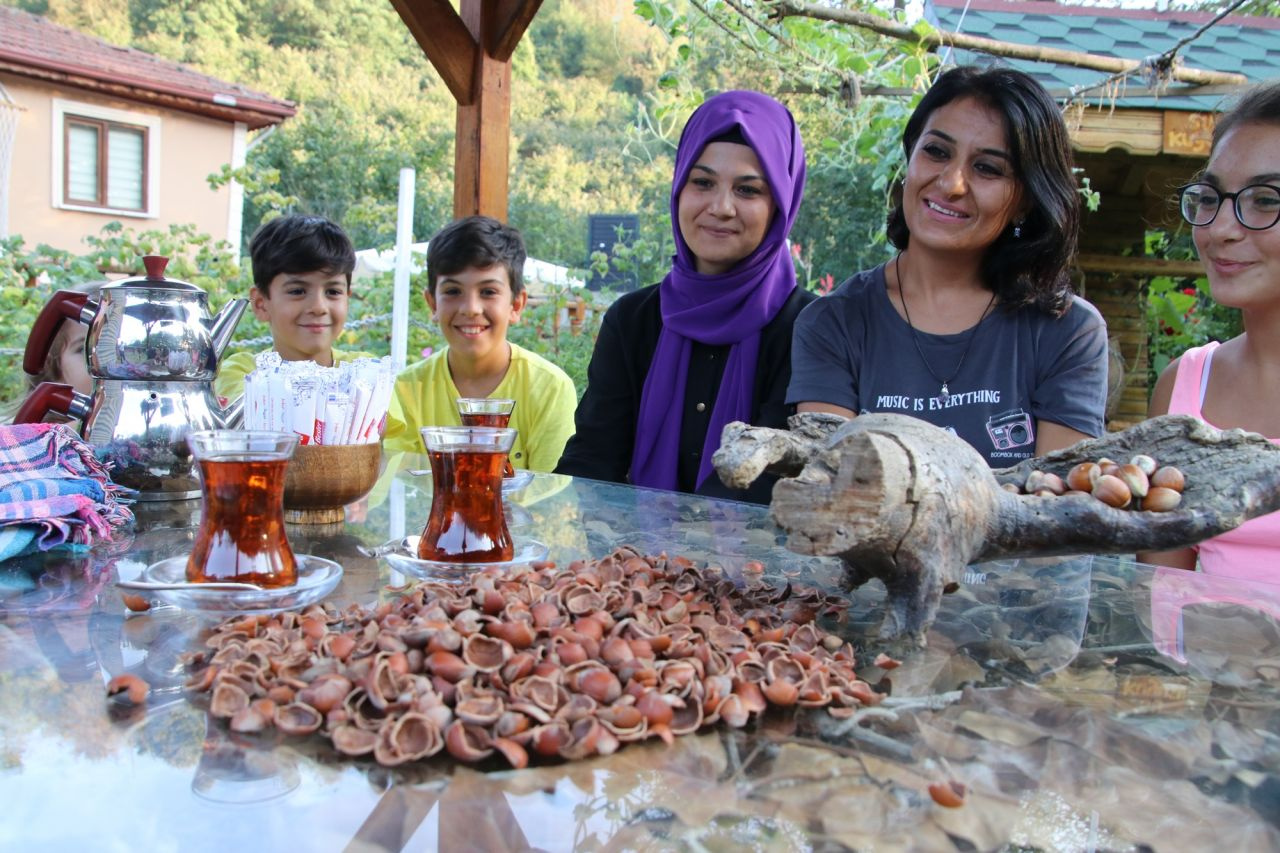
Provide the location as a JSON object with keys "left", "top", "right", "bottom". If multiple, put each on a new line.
{"left": 0, "top": 451, "right": 1276, "bottom": 850}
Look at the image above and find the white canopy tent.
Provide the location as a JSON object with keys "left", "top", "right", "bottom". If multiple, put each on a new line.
{"left": 353, "top": 243, "right": 584, "bottom": 294}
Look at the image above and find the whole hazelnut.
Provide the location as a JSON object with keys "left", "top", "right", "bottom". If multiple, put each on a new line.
{"left": 1150, "top": 466, "right": 1186, "bottom": 493}
{"left": 1116, "top": 464, "right": 1150, "bottom": 499}
{"left": 1024, "top": 469, "right": 1065, "bottom": 495}
{"left": 1066, "top": 462, "right": 1100, "bottom": 492}
{"left": 1142, "top": 486, "right": 1183, "bottom": 512}
{"left": 1092, "top": 474, "right": 1132, "bottom": 508}
{"left": 1038, "top": 471, "right": 1066, "bottom": 496}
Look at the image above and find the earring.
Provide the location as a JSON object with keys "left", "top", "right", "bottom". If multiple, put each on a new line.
{"left": 1013, "top": 220, "right": 1024, "bottom": 239}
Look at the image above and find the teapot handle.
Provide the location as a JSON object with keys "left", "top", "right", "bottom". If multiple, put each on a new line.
{"left": 13, "top": 382, "right": 88, "bottom": 425}
{"left": 24, "top": 290, "right": 92, "bottom": 374}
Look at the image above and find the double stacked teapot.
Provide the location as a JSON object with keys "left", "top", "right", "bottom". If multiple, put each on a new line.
{"left": 16, "top": 256, "right": 247, "bottom": 500}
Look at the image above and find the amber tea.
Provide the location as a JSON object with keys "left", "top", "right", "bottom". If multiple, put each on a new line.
{"left": 187, "top": 431, "right": 298, "bottom": 588}
{"left": 418, "top": 426, "right": 515, "bottom": 563}
{"left": 457, "top": 398, "right": 516, "bottom": 478}
{"left": 460, "top": 413, "right": 508, "bottom": 428}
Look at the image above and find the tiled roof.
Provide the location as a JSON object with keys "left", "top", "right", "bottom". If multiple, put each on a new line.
{"left": 0, "top": 6, "right": 294, "bottom": 129}
{"left": 928, "top": 0, "right": 1280, "bottom": 111}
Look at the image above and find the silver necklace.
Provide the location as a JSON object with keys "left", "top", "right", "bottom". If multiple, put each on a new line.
{"left": 894, "top": 253, "right": 996, "bottom": 401}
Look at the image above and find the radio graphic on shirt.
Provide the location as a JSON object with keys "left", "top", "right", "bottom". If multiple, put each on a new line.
{"left": 985, "top": 408, "right": 1035, "bottom": 451}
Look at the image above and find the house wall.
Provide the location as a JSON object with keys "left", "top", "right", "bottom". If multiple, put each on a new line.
{"left": 1, "top": 73, "right": 237, "bottom": 258}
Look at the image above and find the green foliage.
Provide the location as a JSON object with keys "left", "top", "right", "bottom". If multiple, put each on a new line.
{"left": 588, "top": 223, "right": 675, "bottom": 288}
{"left": 207, "top": 164, "right": 298, "bottom": 216}
{"left": 631, "top": 0, "right": 923, "bottom": 281}
{"left": 237, "top": 102, "right": 457, "bottom": 252}
{"left": 1144, "top": 229, "right": 1242, "bottom": 388}
{"left": 507, "top": 285, "right": 612, "bottom": 401}
{"left": 1077, "top": 173, "right": 1102, "bottom": 213}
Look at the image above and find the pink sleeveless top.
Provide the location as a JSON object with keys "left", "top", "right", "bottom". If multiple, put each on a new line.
{"left": 1168, "top": 342, "right": 1280, "bottom": 583}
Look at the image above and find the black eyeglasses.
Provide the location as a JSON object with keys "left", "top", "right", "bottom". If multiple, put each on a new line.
{"left": 1178, "top": 182, "right": 1280, "bottom": 230}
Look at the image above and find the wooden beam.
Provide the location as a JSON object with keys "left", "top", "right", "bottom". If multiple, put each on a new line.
{"left": 1076, "top": 253, "right": 1204, "bottom": 277}
{"left": 389, "top": 0, "right": 476, "bottom": 103}
{"left": 487, "top": 0, "right": 543, "bottom": 62}
{"left": 454, "top": 0, "right": 512, "bottom": 221}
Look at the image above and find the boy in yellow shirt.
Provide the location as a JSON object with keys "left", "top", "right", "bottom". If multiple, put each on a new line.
{"left": 382, "top": 216, "right": 576, "bottom": 471}
{"left": 215, "top": 214, "right": 368, "bottom": 401}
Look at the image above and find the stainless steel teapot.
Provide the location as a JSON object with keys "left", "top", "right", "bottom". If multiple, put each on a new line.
{"left": 24, "top": 256, "right": 244, "bottom": 381}
{"left": 16, "top": 256, "right": 247, "bottom": 501}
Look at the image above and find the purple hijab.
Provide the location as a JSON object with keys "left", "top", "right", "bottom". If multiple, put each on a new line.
{"left": 631, "top": 90, "right": 806, "bottom": 491}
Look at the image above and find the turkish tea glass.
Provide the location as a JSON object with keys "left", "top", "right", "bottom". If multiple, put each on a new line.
{"left": 457, "top": 398, "right": 517, "bottom": 477}
{"left": 417, "top": 426, "right": 515, "bottom": 563}
{"left": 186, "top": 430, "right": 299, "bottom": 588}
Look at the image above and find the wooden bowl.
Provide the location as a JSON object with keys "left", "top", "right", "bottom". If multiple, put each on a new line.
{"left": 284, "top": 442, "right": 383, "bottom": 524}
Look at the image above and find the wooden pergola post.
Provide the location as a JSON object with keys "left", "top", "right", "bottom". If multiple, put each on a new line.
{"left": 390, "top": 0, "right": 543, "bottom": 222}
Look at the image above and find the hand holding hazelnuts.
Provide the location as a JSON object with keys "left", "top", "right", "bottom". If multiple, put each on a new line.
{"left": 1003, "top": 454, "right": 1185, "bottom": 512}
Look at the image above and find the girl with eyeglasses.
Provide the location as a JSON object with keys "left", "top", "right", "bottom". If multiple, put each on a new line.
{"left": 1140, "top": 80, "right": 1280, "bottom": 580}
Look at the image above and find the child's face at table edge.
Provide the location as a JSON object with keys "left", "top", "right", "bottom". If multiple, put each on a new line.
{"left": 426, "top": 264, "right": 527, "bottom": 358}
{"left": 251, "top": 269, "right": 351, "bottom": 365}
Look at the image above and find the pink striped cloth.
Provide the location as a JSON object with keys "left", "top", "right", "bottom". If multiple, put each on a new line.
{"left": 0, "top": 423, "right": 133, "bottom": 558}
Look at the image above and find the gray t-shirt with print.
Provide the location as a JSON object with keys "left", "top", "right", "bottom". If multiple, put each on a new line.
{"left": 787, "top": 263, "right": 1109, "bottom": 466}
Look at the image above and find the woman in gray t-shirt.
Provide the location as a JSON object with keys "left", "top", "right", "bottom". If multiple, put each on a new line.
{"left": 788, "top": 66, "right": 1108, "bottom": 467}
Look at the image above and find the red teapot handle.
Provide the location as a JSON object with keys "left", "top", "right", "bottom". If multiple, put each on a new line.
{"left": 24, "top": 290, "right": 91, "bottom": 374}
{"left": 13, "top": 382, "right": 78, "bottom": 425}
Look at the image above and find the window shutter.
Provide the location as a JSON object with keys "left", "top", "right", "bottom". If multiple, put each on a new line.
{"left": 106, "top": 127, "right": 144, "bottom": 210}
{"left": 67, "top": 123, "right": 100, "bottom": 204}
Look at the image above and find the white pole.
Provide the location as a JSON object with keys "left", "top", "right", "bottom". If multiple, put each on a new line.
{"left": 391, "top": 167, "right": 416, "bottom": 373}
{"left": 389, "top": 477, "right": 406, "bottom": 589}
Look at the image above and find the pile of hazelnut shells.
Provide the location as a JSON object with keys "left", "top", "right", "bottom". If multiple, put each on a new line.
{"left": 183, "top": 546, "right": 880, "bottom": 769}
{"left": 1002, "top": 454, "right": 1186, "bottom": 512}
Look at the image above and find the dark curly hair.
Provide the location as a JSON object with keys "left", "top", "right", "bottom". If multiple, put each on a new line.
{"left": 886, "top": 65, "right": 1080, "bottom": 315}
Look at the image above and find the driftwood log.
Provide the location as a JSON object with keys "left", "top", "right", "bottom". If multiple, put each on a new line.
{"left": 713, "top": 413, "right": 1280, "bottom": 644}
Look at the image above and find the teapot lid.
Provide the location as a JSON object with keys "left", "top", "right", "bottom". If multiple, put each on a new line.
{"left": 103, "top": 255, "right": 203, "bottom": 292}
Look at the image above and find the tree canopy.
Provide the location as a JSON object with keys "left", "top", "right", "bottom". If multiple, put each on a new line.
{"left": 7, "top": 0, "right": 923, "bottom": 283}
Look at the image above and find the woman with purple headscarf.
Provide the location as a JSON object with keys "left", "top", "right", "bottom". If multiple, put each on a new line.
{"left": 555, "top": 90, "right": 813, "bottom": 503}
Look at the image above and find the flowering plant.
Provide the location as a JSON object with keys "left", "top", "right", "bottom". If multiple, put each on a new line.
{"left": 790, "top": 243, "right": 836, "bottom": 296}
{"left": 1145, "top": 231, "right": 1241, "bottom": 386}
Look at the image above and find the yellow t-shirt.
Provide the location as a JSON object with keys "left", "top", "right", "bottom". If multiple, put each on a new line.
{"left": 214, "top": 348, "right": 372, "bottom": 402}
{"left": 382, "top": 343, "right": 577, "bottom": 472}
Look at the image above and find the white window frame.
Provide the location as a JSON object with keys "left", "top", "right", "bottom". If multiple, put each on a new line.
{"left": 51, "top": 98, "right": 160, "bottom": 218}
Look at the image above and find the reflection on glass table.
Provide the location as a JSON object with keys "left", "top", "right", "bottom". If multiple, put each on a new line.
{"left": 0, "top": 452, "right": 1275, "bottom": 850}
